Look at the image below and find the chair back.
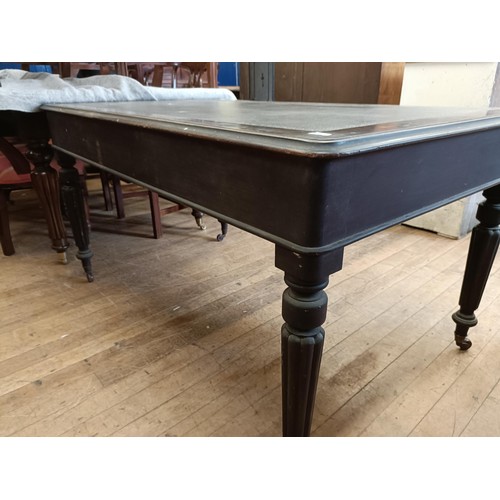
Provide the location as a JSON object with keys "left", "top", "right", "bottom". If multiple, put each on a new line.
{"left": 0, "top": 138, "right": 31, "bottom": 186}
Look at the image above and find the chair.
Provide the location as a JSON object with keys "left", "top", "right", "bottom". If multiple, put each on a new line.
{"left": 0, "top": 138, "right": 32, "bottom": 255}
{"left": 151, "top": 62, "right": 218, "bottom": 89}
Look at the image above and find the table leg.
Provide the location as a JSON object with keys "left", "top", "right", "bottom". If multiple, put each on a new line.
{"left": 191, "top": 209, "right": 206, "bottom": 230}
{"left": 452, "top": 184, "right": 500, "bottom": 350}
{"left": 216, "top": 220, "right": 228, "bottom": 241}
{"left": 26, "top": 140, "right": 69, "bottom": 263}
{"left": 275, "top": 246, "right": 343, "bottom": 436}
{"left": 56, "top": 151, "right": 94, "bottom": 282}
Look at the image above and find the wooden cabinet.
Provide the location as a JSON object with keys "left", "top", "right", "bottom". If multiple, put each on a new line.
{"left": 276, "top": 62, "right": 382, "bottom": 103}
{"left": 240, "top": 62, "right": 404, "bottom": 104}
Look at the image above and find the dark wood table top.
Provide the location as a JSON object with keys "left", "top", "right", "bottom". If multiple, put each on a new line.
{"left": 42, "top": 100, "right": 500, "bottom": 155}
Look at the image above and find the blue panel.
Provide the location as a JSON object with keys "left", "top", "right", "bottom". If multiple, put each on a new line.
{"left": 30, "top": 65, "right": 52, "bottom": 73}
{"left": 0, "top": 63, "right": 21, "bottom": 70}
{"left": 0, "top": 63, "right": 52, "bottom": 72}
{"left": 217, "top": 62, "right": 239, "bottom": 86}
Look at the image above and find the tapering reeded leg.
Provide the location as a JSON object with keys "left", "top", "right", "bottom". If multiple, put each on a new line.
{"left": 452, "top": 184, "right": 500, "bottom": 350}
{"left": 26, "top": 140, "right": 69, "bottom": 262}
{"left": 57, "top": 151, "right": 94, "bottom": 282}
{"left": 281, "top": 275, "right": 328, "bottom": 436}
{"left": 276, "top": 246, "right": 343, "bottom": 436}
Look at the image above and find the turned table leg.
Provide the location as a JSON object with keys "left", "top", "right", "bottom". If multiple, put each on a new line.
{"left": 275, "top": 246, "right": 343, "bottom": 436}
{"left": 281, "top": 275, "right": 328, "bottom": 436}
{"left": 452, "top": 184, "right": 500, "bottom": 350}
{"left": 56, "top": 151, "right": 94, "bottom": 282}
{"left": 26, "top": 140, "right": 69, "bottom": 263}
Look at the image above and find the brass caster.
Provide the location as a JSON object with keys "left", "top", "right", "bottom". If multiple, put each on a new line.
{"left": 196, "top": 217, "right": 206, "bottom": 230}
{"left": 455, "top": 334, "right": 472, "bottom": 351}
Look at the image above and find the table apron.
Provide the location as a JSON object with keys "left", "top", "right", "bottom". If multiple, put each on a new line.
{"left": 47, "top": 112, "right": 500, "bottom": 254}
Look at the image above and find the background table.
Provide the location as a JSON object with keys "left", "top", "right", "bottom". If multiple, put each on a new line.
{"left": 0, "top": 70, "right": 235, "bottom": 263}
{"left": 42, "top": 100, "right": 500, "bottom": 436}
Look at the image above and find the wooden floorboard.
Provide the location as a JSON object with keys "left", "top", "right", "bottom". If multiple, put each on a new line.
{"left": 1, "top": 183, "right": 499, "bottom": 437}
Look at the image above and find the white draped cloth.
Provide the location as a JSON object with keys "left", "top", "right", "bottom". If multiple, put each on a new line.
{"left": 0, "top": 69, "right": 236, "bottom": 112}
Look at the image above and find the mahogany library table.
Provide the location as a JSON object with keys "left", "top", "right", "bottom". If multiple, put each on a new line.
{"left": 41, "top": 100, "right": 500, "bottom": 436}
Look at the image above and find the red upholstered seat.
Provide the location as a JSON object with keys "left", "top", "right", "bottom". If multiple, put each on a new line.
{"left": 0, "top": 144, "right": 31, "bottom": 185}
{"left": 0, "top": 143, "right": 32, "bottom": 255}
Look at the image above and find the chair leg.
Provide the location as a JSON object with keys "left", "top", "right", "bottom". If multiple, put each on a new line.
{"left": 100, "top": 171, "right": 114, "bottom": 211}
{"left": 0, "top": 190, "right": 15, "bottom": 256}
{"left": 148, "top": 191, "right": 163, "bottom": 239}
{"left": 111, "top": 175, "right": 126, "bottom": 219}
{"left": 152, "top": 65, "right": 165, "bottom": 87}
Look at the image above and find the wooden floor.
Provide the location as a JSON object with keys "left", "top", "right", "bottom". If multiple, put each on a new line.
{"left": 2, "top": 182, "right": 500, "bottom": 437}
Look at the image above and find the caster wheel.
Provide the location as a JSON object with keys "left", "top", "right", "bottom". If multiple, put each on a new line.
{"left": 455, "top": 335, "right": 472, "bottom": 350}
{"left": 216, "top": 233, "right": 226, "bottom": 242}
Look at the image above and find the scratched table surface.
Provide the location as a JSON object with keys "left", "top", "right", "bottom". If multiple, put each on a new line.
{"left": 42, "top": 100, "right": 500, "bottom": 155}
